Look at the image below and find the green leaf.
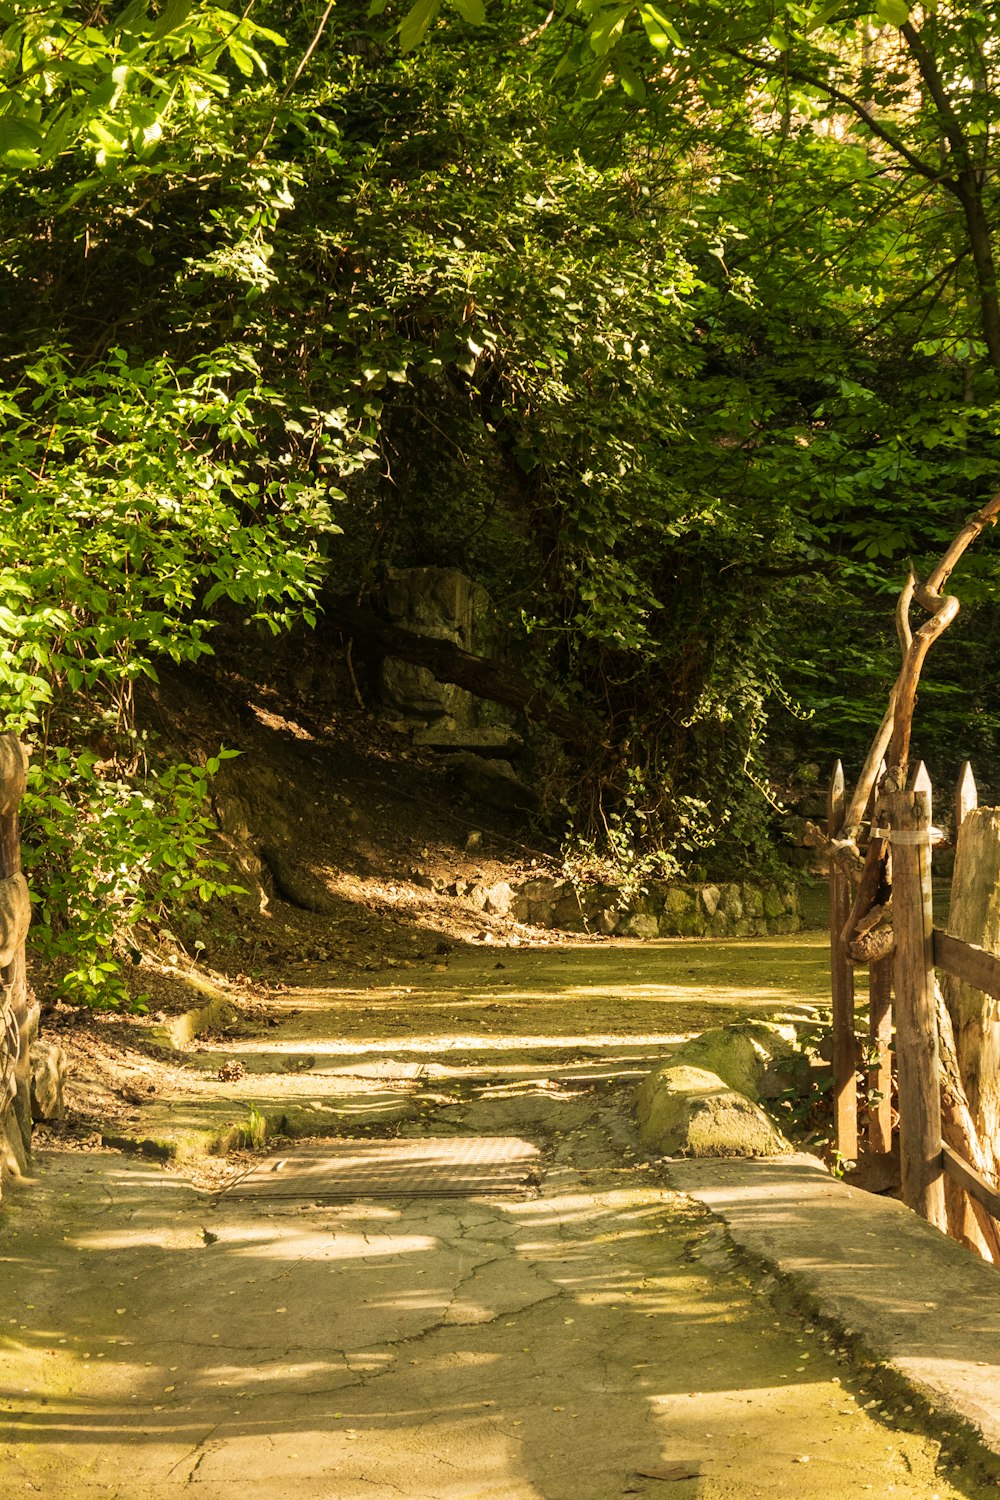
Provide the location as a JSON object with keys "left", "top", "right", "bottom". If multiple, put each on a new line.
{"left": 589, "top": 6, "right": 630, "bottom": 57}
{"left": 874, "top": 0, "right": 910, "bottom": 25}
{"left": 806, "top": 0, "right": 849, "bottom": 29}
{"left": 397, "top": 0, "right": 442, "bottom": 51}
{"left": 449, "top": 0, "right": 486, "bottom": 22}
{"left": 618, "top": 61, "right": 647, "bottom": 100}
{"left": 0, "top": 115, "right": 43, "bottom": 165}
{"left": 151, "top": 0, "right": 195, "bottom": 41}
{"left": 639, "top": 4, "right": 681, "bottom": 50}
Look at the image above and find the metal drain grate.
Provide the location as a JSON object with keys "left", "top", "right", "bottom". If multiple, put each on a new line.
{"left": 220, "top": 1135, "right": 541, "bottom": 1200}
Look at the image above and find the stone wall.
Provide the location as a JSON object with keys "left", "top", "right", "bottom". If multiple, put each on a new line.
{"left": 507, "top": 875, "right": 801, "bottom": 938}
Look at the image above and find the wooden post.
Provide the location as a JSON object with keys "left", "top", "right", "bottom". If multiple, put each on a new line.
{"left": 0, "top": 736, "right": 31, "bottom": 1179}
{"left": 886, "top": 786, "right": 946, "bottom": 1227}
{"left": 865, "top": 758, "right": 892, "bottom": 1155}
{"left": 867, "top": 957, "right": 894, "bottom": 1154}
{"left": 828, "top": 760, "right": 858, "bottom": 1161}
{"left": 941, "top": 796, "right": 1000, "bottom": 1185}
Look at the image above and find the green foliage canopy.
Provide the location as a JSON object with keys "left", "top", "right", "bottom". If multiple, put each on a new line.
{"left": 6, "top": 0, "right": 1000, "bottom": 1001}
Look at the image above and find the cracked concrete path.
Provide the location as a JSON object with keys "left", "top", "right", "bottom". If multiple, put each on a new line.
{"left": 0, "top": 937, "right": 992, "bottom": 1497}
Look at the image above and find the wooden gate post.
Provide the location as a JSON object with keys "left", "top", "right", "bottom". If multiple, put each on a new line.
{"left": 828, "top": 761, "right": 858, "bottom": 1161}
{"left": 884, "top": 786, "right": 946, "bottom": 1228}
{"left": 0, "top": 735, "right": 31, "bottom": 1179}
{"left": 866, "top": 757, "right": 893, "bottom": 1155}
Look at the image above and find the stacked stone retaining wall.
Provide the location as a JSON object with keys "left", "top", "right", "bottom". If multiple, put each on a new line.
{"left": 508, "top": 876, "right": 800, "bottom": 938}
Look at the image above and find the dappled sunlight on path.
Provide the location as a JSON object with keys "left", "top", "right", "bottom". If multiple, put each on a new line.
{"left": 0, "top": 933, "right": 980, "bottom": 1497}
{"left": 0, "top": 1152, "right": 968, "bottom": 1500}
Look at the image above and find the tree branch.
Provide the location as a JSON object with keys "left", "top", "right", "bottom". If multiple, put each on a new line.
{"left": 722, "top": 46, "right": 946, "bottom": 186}
{"left": 837, "top": 493, "right": 1000, "bottom": 952}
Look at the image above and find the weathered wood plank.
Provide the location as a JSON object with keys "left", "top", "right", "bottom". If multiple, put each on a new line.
{"left": 934, "top": 927, "right": 1000, "bottom": 1000}
{"left": 937, "top": 993, "right": 1000, "bottom": 1259}
{"left": 828, "top": 760, "right": 858, "bottom": 1160}
{"left": 885, "top": 788, "right": 946, "bottom": 1228}
{"left": 942, "top": 1142, "right": 1000, "bottom": 1223}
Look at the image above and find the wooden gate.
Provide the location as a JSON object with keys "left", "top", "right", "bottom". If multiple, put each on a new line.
{"left": 828, "top": 757, "right": 1000, "bottom": 1238}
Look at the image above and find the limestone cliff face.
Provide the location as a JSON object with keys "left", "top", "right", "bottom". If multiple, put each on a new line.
{"left": 379, "top": 567, "right": 504, "bottom": 732}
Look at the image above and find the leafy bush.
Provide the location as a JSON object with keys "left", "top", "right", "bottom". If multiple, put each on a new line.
{"left": 21, "top": 748, "right": 244, "bottom": 1010}
{"left": 0, "top": 344, "right": 329, "bottom": 1007}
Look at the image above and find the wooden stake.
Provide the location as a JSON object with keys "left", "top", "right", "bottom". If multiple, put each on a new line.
{"left": 828, "top": 760, "right": 858, "bottom": 1161}
{"left": 886, "top": 788, "right": 946, "bottom": 1228}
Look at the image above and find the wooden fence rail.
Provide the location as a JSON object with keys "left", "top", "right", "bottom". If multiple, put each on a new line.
{"left": 828, "top": 756, "right": 1000, "bottom": 1245}
{"left": 933, "top": 928, "right": 1000, "bottom": 1001}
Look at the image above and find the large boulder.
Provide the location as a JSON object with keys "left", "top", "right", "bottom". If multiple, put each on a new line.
{"left": 382, "top": 659, "right": 471, "bottom": 721}
{"left": 635, "top": 1063, "right": 790, "bottom": 1158}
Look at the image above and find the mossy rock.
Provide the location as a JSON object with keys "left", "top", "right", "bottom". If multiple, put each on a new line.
{"left": 740, "top": 884, "right": 765, "bottom": 918}
{"left": 661, "top": 912, "right": 708, "bottom": 938}
{"left": 552, "top": 894, "right": 587, "bottom": 930}
{"left": 669, "top": 1021, "right": 800, "bottom": 1102}
{"left": 617, "top": 911, "right": 660, "bottom": 939}
{"left": 635, "top": 1064, "right": 790, "bottom": 1158}
{"left": 717, "top": 883, "right": 744, "bottom": 919}
{"left": 663, "top": 887, "right": 695, "bottom": 918}
{"left": 700, "top": 884, "right": 722, "bottom": 917}
{"left": 762, "top": 884, "right": 786, "bottom": 919}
